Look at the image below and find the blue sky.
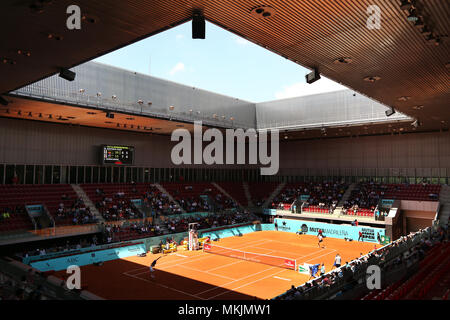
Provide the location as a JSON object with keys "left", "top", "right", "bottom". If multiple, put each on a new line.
{"left": 94, "top": 21, "right": 347, "bottom": 103}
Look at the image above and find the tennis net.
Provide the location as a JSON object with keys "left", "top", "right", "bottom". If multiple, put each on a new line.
{"left": 203, "top": 243, "right": 297, "bottom": 270}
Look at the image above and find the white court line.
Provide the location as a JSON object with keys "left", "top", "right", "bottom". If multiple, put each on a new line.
{"left": 170, "top": 264, "right": 237, "bottom": 281}
{"left": 207, "top": 268, "right": 288, "bottom": 300}
{"left": 174, "top": 253, "right": 188, "bottom": 258}
{"left": 204, "top": 249, "right": 277, "bottom": 272}
{"left": 304, "top": 249, "right": 337, "bottom": 263}
{"left": 195, "top": 247, "right": 330, "bottom": 296}
{"left": 273, "top": 276, "right": 291, "bottom": 281}
{"left": 125, "top": 272, "right": 205, "bottom": 300}
{"left": 125, "top": 238, "right": 271, "bottom": 276}
{"left": 195, "top": 265, "right": 278, "bottom": 296}
{"left": 123, "top": 238, "right": 270, "bottom": 276}
{"left": 130, "top": 246, "right": 276, "bottom": 280}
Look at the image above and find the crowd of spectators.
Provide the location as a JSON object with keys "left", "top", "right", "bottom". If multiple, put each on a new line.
{"left": 20, "top": 234, "right": 101, "bottom": 258}
{"left": 103, "top": 211, "right": 252, "bottom": 243}
{"left": 56, "top": 195, "right": 97, "bottom": 225}
{"left": 278, "top": 225, "right": 448, "bottom": 300}
{"left": 1, "top": 206, "right": 26, "bottom": 221}
{"left": 141, "top": 186, "right": 182, "bottom": 216}
{"left": 95, "top": 187, "right": 142, "bottom": 221}
{"left": 0, "top": 270, "right": 49, "bottom": 300}
{"left": 213, "top": 193, "right": 238, "bottom": 210}
{"left": 342, "top": 182, "right": 383, "bottom": 214}
{"left": 271, "top": 181, "right": 348, "bottom": 211}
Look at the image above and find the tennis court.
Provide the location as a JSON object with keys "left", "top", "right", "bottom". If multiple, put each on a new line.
{"left": 55, "top": 230, "right": 376, "bottom": 299}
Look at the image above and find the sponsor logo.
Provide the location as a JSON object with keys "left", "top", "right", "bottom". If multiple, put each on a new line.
{"left": 301, "top": 224, "right": 308, "bottom": 233}
{"left": 67, "top": 257, "right": 78, "bottom": 264}
{"left": 284, "top": 260, "right": 295, "bottom": 268}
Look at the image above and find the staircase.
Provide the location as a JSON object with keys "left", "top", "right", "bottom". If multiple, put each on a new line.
{"left": 243, "top": 182, "right": 254, "bottom": 207}
{"left": 154, "top": 183, "right": 186, "bottom": 213}
{"left": 338, "top": 183, "right": 356, "bottom": 207}
{"left": 438, "top": 185, "right": 450, "bottom": 226}
{"left": 211, "top": 182, "right": 244, "bottom": 209}
{"left": 71, "top": 184, "right": 104, "bottom": 223}
{"left": 262, "top": 182, "right": 286, "bottom": 208}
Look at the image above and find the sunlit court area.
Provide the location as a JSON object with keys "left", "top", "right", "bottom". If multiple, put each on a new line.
{"left": 53, "top": 231, "right": 376, "bottom": 300}
{"left": 0, "top": 0, "right": 449, "bottom": 307}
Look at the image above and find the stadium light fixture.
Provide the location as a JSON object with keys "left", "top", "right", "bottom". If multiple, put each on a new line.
{"left": 306, "top": 68, "right": 321, "bottom": 84}
{"left": 59, "top": 68, "right": 76, "bottom": 81}
{"left": 192, "top": 12, "right": 205, "bottom": 39}
{"left": 385, "top": 107, "right": 396, "bottom": 117}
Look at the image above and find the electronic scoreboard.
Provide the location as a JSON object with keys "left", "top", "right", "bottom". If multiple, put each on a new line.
{"left": 101, "top": 145, "right": 134, "bottom": 165}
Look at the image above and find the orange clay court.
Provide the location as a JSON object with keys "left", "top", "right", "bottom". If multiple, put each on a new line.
{"left": 55, "top": 231, "right": 376, "bottom": 300}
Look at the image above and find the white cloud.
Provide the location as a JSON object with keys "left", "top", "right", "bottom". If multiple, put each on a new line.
{"left": 235, "top": 37, "right": 251, "bottom": 46}
{"left": 274, "top": 77, "right": 348, "bottom": 99}
{"left": 169, "top": 62, "right": 185, "bottom": 75}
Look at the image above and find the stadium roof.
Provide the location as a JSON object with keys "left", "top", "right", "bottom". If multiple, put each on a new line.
{"left": 1, "top": 0, "right": 449, "bottom": 129}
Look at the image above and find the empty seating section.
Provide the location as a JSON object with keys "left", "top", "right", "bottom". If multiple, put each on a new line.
{"left": 363, "top": 242, "right": 450, "bottom": 300}
{"left": 247, "top": 182, "right": 279, "bottom": 206}
{"left": 0, "top": 184, "right": 78, "bottom": 228}
{"left": 382, "top": 184, "right": 441, "bottom": 201}
{"left": 344, "top": 183, "right": 441, "bottom": 217}
{"left": 217, "top": 182, "right": 248, "bottom": 207}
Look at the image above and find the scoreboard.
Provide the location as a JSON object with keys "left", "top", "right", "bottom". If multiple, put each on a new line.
{"left": 101, "top": 145, "right": 134, "bottom": 165}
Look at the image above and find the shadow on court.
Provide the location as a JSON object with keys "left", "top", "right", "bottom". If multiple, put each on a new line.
{"left": 53, "top": 257, "right": 258, "bottom": 300}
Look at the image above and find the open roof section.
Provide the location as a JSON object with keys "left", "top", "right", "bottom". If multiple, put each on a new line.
{"left": 93, "top": 20, "right": 347, "bottom": 103}
{"left": 1, "top": 0, "right": 448, "bottom": 129}
{"left": 10, "top": 61, "right": 413, "bottom": 135}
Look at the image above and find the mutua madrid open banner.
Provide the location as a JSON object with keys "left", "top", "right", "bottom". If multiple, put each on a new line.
{"left": 274, "top": 218, "right": 385, "bottom": 243}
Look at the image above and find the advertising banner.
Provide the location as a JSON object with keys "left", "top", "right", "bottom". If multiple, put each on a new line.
{"left": 274, "top": 218, "right": 385, "bottom": 243}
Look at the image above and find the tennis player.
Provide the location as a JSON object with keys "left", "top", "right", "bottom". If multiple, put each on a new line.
{"left": 149, "top": 256, "right": 162, "bottom": 279}
{"left": 318, "top": 234, "right": 325, "bottom": 248}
